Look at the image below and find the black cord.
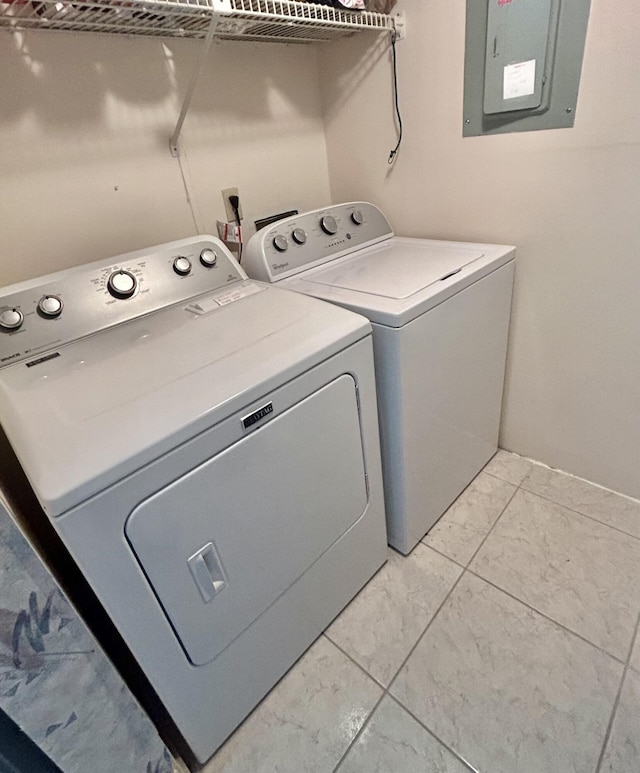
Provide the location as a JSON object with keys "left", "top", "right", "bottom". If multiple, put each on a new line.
{"left": 229, "top": 195, "right": 241, "bottom": 226}
{"left": 388, "top": 28, "right": 403, "bottom": 165}
{"left": 228, "top": 194, "right": 243, "bottom": 262}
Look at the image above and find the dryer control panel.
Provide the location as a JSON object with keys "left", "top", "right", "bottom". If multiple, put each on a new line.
{"left": 0, "top": 236, "right": 246, "bottom": 367}
{"left": 244, "top": 202, "right": 394, "bottom": 283}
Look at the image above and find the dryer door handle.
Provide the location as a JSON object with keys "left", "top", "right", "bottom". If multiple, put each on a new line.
{"left": 187, "top": 543, "right": 227, "bottom": 603}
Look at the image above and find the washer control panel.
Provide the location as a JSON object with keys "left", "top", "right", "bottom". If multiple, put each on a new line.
{"left": 0, "top": 236, "right": 245, "bottom": 367}
{"left": 243, "top": 202, "right": 394, "bottom": 283}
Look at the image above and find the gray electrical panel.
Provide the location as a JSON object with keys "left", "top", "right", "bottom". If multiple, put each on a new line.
{"left": 463, "top": 0, "right": 591, "bottom": 136}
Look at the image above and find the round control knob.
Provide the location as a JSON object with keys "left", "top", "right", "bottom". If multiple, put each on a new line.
{"left": 273, "top": 235, "right": 289, "bottom": 253}
{"left": 0, "top": 308, "right": 24, "bottom": 331}
{"left": 38, "top": 295, "right": 63, "bottom": 318}
{"left": 292, "top": 228, "right": 307, "bottom": 245}
{"left": 351, "top": 210, "right": 364, "bottom": 225}
{"left": 173, "top": 256, "right": 192, "bottom": 276}
{"left": 200, "top": 248, "right": 218, "bottom": 268}
{"left": 107, "top": 269, "right": 137, "bottom": 299}
{"left": 320, "top": 215, "right": 338, "bottom": 235}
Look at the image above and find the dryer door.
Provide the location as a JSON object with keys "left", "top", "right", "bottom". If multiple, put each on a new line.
{"left": 125, "top": 373, "right": 368, "bottom": 666}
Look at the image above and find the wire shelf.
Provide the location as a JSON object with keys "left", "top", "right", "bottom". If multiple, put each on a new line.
{"left": 0, "top": 0, "right": 396, "bottom": 41}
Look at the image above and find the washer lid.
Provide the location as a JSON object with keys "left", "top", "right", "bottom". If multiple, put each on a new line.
{"left": 308, "top": 241, "right": 485, "bottom": 299}
{"left": 283, "top": 237, "right": 515, "bottom": 328}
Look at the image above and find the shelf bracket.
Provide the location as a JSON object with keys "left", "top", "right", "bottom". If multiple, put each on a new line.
{"left": 169, "top": 14, "right": 219, "bottom": 158}
{"left": 392, "top": 10, "right": 406, "bottom": 41}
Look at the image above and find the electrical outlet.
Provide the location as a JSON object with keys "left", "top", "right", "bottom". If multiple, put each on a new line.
{"left": 222, "top": 187, "right": 242, "bottom": 222}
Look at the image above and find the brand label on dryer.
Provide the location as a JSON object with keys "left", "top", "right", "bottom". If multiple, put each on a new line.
{"left": 242, "top": 402, "right": 273, "bottom": 429}
{"left": 25, "top": 352, "right": 61, "bottom": 368}
{"left": 186, "top": 283, "right": 265, "bottom": 315}
{"left": 215, "top": 282, "right": 264, "bottom": 306}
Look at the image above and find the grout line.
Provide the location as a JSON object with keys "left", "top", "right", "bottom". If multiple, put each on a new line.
{"left": 466, "top": 474, "right": 634, "bottom": 662}
{"left": 625, "top": 625, "right": 640, "bottom": 670}
{"left": 386, "top": 693, "right": 480, "bottom": 772}
{"left": 322, "top": 632, "right": 387, "bottom": 690}
{"left": 332, "top": 690, "right": 387, "bottom": 773}
{"left": 461, "top": 480, "right": 520, "bottom": 568}
{"left": 328, "top": 548, "right": 471, "bottom": 772}
{"left": 336, "top": 476, "right": 518, "bottom": 773}
{"left": 419, "top": 542, "right": 467, "bottom": 570}
{"left": 321, "top": 633, "right": 391, "bottom": 772}
{"left": 491, "top": 451, "right": 640, "bottom": 512}
{"left": 466, "top": 569, "right": 627, "bottom": 666}
{"left": 380, "top": 474, "right": 629, "bottom": 772}
{"left": 518, "top": 485, "right": 640, "bottom": 543}
{"left": 332, "top": 462, "right": 631, "bottom": 772}
{"left": 338, "top": 462, "right": 635, "bottom": 773}
{"left": 594, "top": 610, "right": 640, "bottom": 773}
{"left": 523, "top": 458, "right": 640, "bottom": 504}
{"left": 386, "top": 567, "right": 467, "bottom": 695}
{"left": 481, "top": 468, "right": 530, "bottom": 487}
{"left": 421, "top": 470, "right": 521, "bottom": 571}
{"left": 466, "top": 475, "right": 635, "bottom": 665}
{"left": 624, "top": 610, "right": 640, "bottom": 670}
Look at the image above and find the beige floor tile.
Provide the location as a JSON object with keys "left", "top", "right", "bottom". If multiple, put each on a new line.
{"left": 423, "top": 472, "right": 515, "bottom": 565}
{"left": 600, "top": 668, "right": 640, "bottom": 772}
{"left": 482, "top": 449, "right": 534, "bottom": 486}
{"left": 470, "top": 489, "right": 640, "bottom": 659}
{"left": 203, "top": 637, "right": 382, "bottom": 773}
{"left": 327, "top": 545, "right": 462, "bottom": 686}
{"left": 521, "top": 465, "right": 640, "bottom": 539}
{"left": 390, "top": 573, "right": 622, "bottom": 773}
{"left": 338, "top": 696, "right": 471, "bottom": 773}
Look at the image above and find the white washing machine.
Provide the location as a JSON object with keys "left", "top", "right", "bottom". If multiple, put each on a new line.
{"left": 0, "top": 236, "right": 387, "bottom": 765}
{"left": 244, "top": 202, "right": 515, "bottom": 555}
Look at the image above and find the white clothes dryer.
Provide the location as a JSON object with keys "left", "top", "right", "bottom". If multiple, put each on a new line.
{"left": 0, "top": 236, "right": 387, "bottom": 765}
{"left": 244, "top": 203, "right": 516, "bottom": 555}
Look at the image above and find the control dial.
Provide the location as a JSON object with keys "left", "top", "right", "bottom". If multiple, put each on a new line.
{"left": 320, "top": 215, "right": 338, "bottom": 235}
{"left": 0, "top": 308, "right": 24, "bottom": 331}
{"left": 200, "top": 248, "right": 218, "bottom": 267}
{"left": 273, "top": 235, "right": 289, "bottom": 253}
{"left": 292, "top": 228, "right": 307, "bottom": 245}
{"left": 351, "top": 210, "right": 364, "bottom": 225}
{"left": 38, "top": 295, "right": 63, "bottom": 318}
{"left": 173, "top": 256, "right": 192, "bottom": 276}
{"left": 107, "top": 269, "right": 137, "bottom": 299}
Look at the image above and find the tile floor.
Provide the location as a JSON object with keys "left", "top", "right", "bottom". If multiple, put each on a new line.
{"left": 202, "top": 452, "right": 640, "bottom": 773}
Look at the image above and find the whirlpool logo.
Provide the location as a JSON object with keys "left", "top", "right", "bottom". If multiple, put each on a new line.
{"left": 272, "top": 262, "right": 289, "bottom": 271}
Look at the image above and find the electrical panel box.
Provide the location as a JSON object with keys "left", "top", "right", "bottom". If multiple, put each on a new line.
{"left": 483, "top": 0, "right": 557, "bottom": 115}
{"left": 463, "top": 0, "right": 591, "bottom": 136}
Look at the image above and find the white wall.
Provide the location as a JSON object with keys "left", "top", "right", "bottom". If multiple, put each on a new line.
{"left": 320, "top": 0, "right": 640, "bottom": 498}
{"left": 2, "top": 6, "right": 639, "bottom": 499}
{"left": 0, "top": 31, "right": 331, "bottom": 286}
